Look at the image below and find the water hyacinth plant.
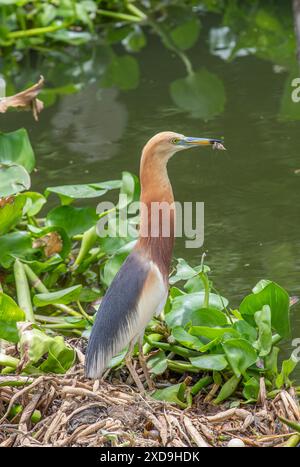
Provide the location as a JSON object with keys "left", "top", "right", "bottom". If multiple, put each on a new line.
{"left": 0, "top": 123, "right": 298, "bottom": 406}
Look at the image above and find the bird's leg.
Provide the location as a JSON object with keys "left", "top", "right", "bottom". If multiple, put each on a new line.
{"left": 125, "top": 340, "right": 145, "bottom": 393}
{"left": 138, "top": 337, "right": 155, "bottom": 391}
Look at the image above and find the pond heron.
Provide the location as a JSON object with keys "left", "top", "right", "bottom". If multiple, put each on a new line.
{"left": 85, "top": 131, "right": 225, "bottom": 391}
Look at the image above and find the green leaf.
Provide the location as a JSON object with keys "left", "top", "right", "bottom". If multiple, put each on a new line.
{"left": 22, "top": 255, "right": 64, "bottom": 275}
{"left": 214, "top": 375, "right": 241, "bottom": 404}
{"left": 21, "top": 192, "right": 46, "bottom": 217}
{"left": 0, "top": 231, "right": 34, "bottom": 268}
{"left": 169, "top": 258, "right": 198, "bottom": 284}
{"left": 189, "top": 354, "right": 228, "bottom": 371}
{"left": 152, "top": 383, "right": 188, "bottom": 408}
{"left": 19, "top": 327, "right": 53, "bottom": 366}
{"left": 170, "top": 18, "right": 201, "bottom": 51}
{"left": 0, "top": 128, "right": 35, "bottom": 172}
{"left": 45, "top": 179, "right": 120, "bottom": 204}
{"left": 233, "top": 320, "right": 257, "bottom": 343}
{"left": 49, "top": 30, "right": 93, "bottom": 45}
{"left": 39, "top": 336, "right": 75, "bottom": 373}
{"left": 118, "top": 171, "right": 140, "bottom": 209}
{"left": 0, "top": 293, "right": 25, "bottom": 343}
{"left": 265, "top": 346, "right": 280, "bottom": 377}
{"left": 0, "top": 163, "right": 31, "bottom": 197}
{"left": 123, "top": 25, "right": 146, "bottom": 52}
{"left": 240, "top": 281, "right": 290, "bottom": 338}
{"left": 190, "top": 326, "right": 238, "bottom": 340}
{"left": 46, "top": 205, "right": 98, "bottom": 237}
{"left": 275, "top": 355, "right": 298, "bottom": 388}
{"left": 165, "top": 292, "right": 228, "bottom": 328}
{"left": 170, "top": 68, "right": 226, "bottom": 119}
{"left": 19, "top": 328, "right": 75, "bottom": 373}
{"left": 101, "top": 241, "right": 135, "bottom": 287}
{"left": 253, "top": 305, "right": 272, "bottom": 356}
{"left": 79, "top": 288, "right": 101, "bottom": 303}
{"left": 147, "top": 350, "right": 167, "bottom": 375}
{"left": 242, "top": 377, "right": 260, "bottom": 401}
{"left": 278, "top": 416, "right": 300, "bottom": 434}
{"left": 33, "top": 285, "right": 82, "bottom": 307}
{"left": 0, "top": 195, "right": 25, "bottom": 235}
{"left": 222, "top": 338, "right": 258, "bottom": 378}
{"left": 101, "top": 55, "right": 140, "bottom": 91}
{"left": 171, "top": 326, "right": 203, "bottom": 351}
{"left": 108, "top": 348, "right": 127, "bottom": 368}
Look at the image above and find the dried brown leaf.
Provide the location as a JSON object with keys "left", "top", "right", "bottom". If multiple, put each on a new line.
{"left": 0, "top": 76, "right": 44, "bottom": 121}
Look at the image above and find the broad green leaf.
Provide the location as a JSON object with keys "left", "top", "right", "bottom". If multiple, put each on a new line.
{"left": 152, "top": 383, "right": 188, "bottom": 408}
{"left": 0, "top": 128, "right": 35, "bottom": 172}
{"left": 21, "top": 192, "right": 46, "bottom": 217}
{"left": 253, "top": 305, "right": 272, "bottom": 356}
{"left": 101, "top": 55, "right": 140, "bottom": 91}
{"left": 0, "top": 195, "right": 25, "bottom": 235}
{"left": 170, "top": 68, "right": 226, "bottom": 119}
{"left": 101, "top": 241, "right": 135, "bottom": 287}
{"left": 275, "top": 355, "right": 298, "bottom": 388}
{"left": 169, "top": 258, "right": 199, "bottom": 284}
{"left": 233, "top": 320, "right": 257, "bottom": 343}
{"left": 147, "top": 350, "right": 167, "bottom": 375}
{"left": 45, "top": 179, "right": 120, "bottom": 204}
{"left": 278, "top": 416, "right": 300, "bottom": 434}
{"left": 33, "top": 285, "right": 82, "bottom": 307}
{"left": 118, "top": 171, "right": 140, "bottom": 209}
{"left": 19, "top": 328, "right": 75, "bottom": 373}
{"left": 189, "top": 354, "right": 228, "bottom": 371}
{"left": 46, "top": 205, "right": 98, "bottom": 237}
{"left": 184, "top": 275, "right": 205, "bottom": 293}
{"left": 49, "top": 30, "right": 93, "bottom": 45}
{"left": 123, "top": 25, "right": 146, "bottom": 52}
{"left": 0, "top": 293, "right": 25, "bottom": 343}
{"left": 240, "top": 281, "right": 290, "bottom": 338}
{"left": 108, "top": 348, "right": 128, "bottom": 368}
{"left": 79, "top": 288, "right": 101, "bottom": 303}
{"left": 171, "top": 326, "right": 203, "bottom": 351}
{"left": 170, "top": 18, "right": 201, "bottom": 50}
{"left": 242, "top": 377, "right": 260, "bottom": 401}
{"left": 0, "top": 231, "right": 34, "bottom": 268}
{"left": 39, "top": 336, "right": 75, "bottom": 373}
{"left": 222, "top": 338, "right": 258, "bottom": 378}
{"left": 0, "top": 163, "right": 31, "bottom": 197}
{"left": 19, "top": 328, "right": 53, "bottom": 366}
{"left": 22, "top": 255, "right": 63, "bottom": 275}
{"left": 214, "top": 375, "right": 241, "bottom": 404}
{"left": 165, "top": 292, "right": 228, "bottom": 328}
{"left": 265, "top": 346, "right": 280, "bottom": 377}
{"left": 189, "top": 326, "right": 238, "bottom": 340}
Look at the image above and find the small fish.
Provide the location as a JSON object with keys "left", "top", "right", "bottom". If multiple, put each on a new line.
{"left": 213, "top": 141, "right": 226, "bottom": 151}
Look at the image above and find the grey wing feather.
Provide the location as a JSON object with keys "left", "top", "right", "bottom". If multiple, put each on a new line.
{"left": 85, "top": 251, "right": 150, "bottom": 378}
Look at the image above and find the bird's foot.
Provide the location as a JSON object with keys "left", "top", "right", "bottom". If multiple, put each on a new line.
{"left": 138, "top": 341, "right": 155, "bottom": 391}
{"left": 125, "top": 355, "right": 146, "bottom": 394}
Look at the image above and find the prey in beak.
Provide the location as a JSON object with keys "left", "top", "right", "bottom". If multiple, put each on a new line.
{"left": 180, "top": 136, "right": 226, "bottom": 150}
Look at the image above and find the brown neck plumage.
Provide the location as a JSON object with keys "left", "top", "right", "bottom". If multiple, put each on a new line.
{"left": 135, "top": 145, "right": 175, "bottom": 280}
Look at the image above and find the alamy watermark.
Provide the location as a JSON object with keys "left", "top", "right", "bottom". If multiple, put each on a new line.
{"left": 96, "top": 195, "right": 204, "bottom": 248}
{"left": 291, "top": 77, "right": 300, "bottom": 103}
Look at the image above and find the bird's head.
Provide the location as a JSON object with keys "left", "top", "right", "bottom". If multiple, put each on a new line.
{"left": 142, "top": 131, "right": 225, "bottom": 162}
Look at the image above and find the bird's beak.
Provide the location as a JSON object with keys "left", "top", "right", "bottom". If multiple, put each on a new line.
{"left": 180, "top": 137, "right": 225, "bottom": 148}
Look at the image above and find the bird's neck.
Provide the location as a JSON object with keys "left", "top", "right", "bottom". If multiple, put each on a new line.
{"left": 135, "top": 148, "right": 175, "bottom": 279}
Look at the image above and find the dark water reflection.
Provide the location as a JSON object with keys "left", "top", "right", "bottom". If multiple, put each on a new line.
{"left": 1, "top": 4, "right": 300, "bottom": 380}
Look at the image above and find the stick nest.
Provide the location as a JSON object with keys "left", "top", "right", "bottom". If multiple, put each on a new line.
{"left": 1, "top": 359, "right": 300, "bottom": 447}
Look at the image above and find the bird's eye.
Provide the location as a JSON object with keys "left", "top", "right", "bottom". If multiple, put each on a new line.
{"left": 171, "top": 138, "right": 179, "bottom": 144}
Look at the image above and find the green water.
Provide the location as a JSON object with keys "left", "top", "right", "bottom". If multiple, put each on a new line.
{"left": 1, "top": 4, "right": 300, "bottom": 379}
